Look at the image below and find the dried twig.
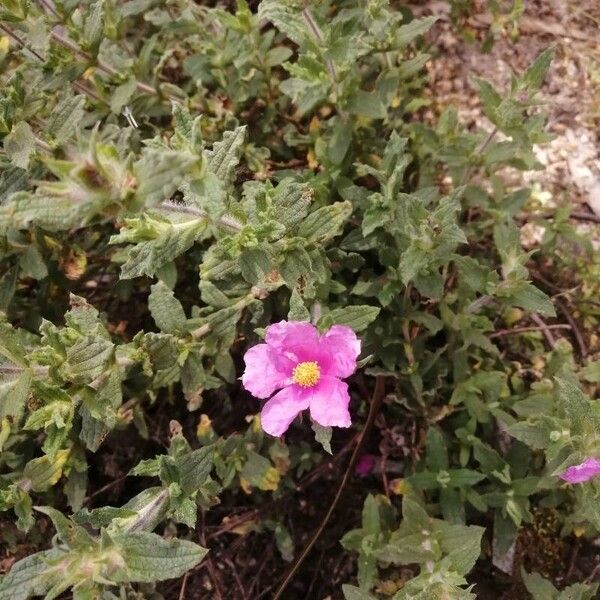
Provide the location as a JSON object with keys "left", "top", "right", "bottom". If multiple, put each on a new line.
{"left": 489, "top": 323, "right": 572, "bottom": 339}
{"left": 555, "top": 298, "right": 587, "bottom": 357}
{"left": 531, "top": 313, "right": 557, "bottom": 348}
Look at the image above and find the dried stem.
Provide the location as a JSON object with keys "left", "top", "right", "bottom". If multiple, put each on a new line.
{"left": 272, "top": 376, "right": 387, "bottom": 600}
{"left": 489, "top": 323, "right": 571, "bottom": 338}
{"left": 0, "top": 23, "right": 45, "bottom": 61}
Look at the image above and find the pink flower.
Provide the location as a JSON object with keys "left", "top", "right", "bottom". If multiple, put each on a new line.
{"left": 356, "top": 454, "right": 376, "bottom": 477}
{"left": 559, "top": 458, "right": 600, "bottom": 484}
{"left": 242, "top": 321, "right": 361, "bottom": 437}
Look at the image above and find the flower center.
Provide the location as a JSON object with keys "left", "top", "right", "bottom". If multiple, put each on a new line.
{"left": 292, "top": 361, "right": 321, "bottom": 388}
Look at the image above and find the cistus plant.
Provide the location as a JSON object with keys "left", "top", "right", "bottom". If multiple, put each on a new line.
{"left": 0, "top": 0, "right": 598, "bottom": 598}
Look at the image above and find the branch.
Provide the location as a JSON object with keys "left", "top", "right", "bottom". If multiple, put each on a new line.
{"left": 49, "top": 29, "right": 159, "bottom": 97}
{"left": 489, "top": 323, "right": 571, "bottom": 338}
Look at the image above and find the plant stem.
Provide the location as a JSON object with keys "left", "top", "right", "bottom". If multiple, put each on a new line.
{"left": 272, "top": 375, "right": 387, "bottom": 600}
{"left": 49, "top": 29, "right": 159, "bottom": 96}
{"left": 459, "top": 126, "right": 498, "bottom": 186}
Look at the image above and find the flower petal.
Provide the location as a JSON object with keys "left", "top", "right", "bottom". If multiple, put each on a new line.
{"left": 560, "top": 457, "right": 600, "bottom": 484}
{"left": 319, "top": 325, "right": 361, "bottom": 378}
{"left": 260, "top": 385, "right": 310, "bottom": 437}
{"left": 309, "top": 376, "right": 352, "bottom": 428}
{"left": 266, "top": 319, "right": 318, "bottom": 346}
{"left": 266, "top": 320, "right": 321, "bottom": 368}
{"left": 242, "top": 344, "right": 289, "bottom": 399}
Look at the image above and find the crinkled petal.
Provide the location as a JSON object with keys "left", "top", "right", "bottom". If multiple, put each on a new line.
{"left": 309, "top": 376, "right": 352, "bottom": 428}
{"left": 319, "top": 325, "right": 361, "bottom": 378}
{"left": 266, "top": 320, "right": 318, "bottom": 352}
{"left": 560, "top": 457, "right": 600, "bottom": 484}
{"left": 242, "top": 344, "right": 289, "bottom": 399}
{"left": 261, "top": 385, "right": 310, "bottom": 437}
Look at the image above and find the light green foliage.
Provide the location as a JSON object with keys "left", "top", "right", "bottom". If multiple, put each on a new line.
{"left": 0, "top": 0, "right": 595, "bottom": 597}
{"left": 521, "top": 568, "right": 599, "bottom": 600}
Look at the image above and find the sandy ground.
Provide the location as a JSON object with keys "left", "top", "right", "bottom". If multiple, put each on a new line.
{"left": 413, "top": 0, "right": 600, "bottom": 219}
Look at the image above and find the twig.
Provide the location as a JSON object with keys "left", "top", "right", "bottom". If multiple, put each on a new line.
{"left": 530, "top": 313, "right": 556, "bottom": 348}
{"left": 301, "top": 8, "right": 336, "bottom": 82}
{"left": 489, "top": 323, "right": 571, "bottom": 339}
{"left": 0, "top": 23, "right": 45, "bottom": 61}
{"left": 49, "top": 29, "right": 159, "bottom": 96}
{"left": 271, "top": 376, "right": 387, "bottom": 600}
{"left": 585, "top": 559, "right": 600, "bottom": 583}
{"left": 555, "top": 299, "right": 587, "bottom": 357}
{"left": 83, "top": 474, "right": 129, "bottom": 504}
{"left": 37, "top": 0, "right": 60, "bottom": 18}
{"left": 223, "top": 557, "right": 247, "bottom": 600}
{"left": 178, "top": 572, "right": 190, "bottom": 600}
{"left": 199, "top": 512, "right": 224, "bottom": 600}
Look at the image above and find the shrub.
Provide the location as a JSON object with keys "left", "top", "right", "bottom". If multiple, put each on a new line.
{"left": 0, "top": 1, "right": 597, "bottom": 598}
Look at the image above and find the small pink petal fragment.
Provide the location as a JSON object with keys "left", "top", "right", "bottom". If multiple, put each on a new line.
{"left": 260, "top": 386, "right": 310, "bottom": 437}
{"left": 560, "top": 458, "right": 600, "bottom": 484}
{"left": 356, "top": 454, "right": 376, "bottom": 477}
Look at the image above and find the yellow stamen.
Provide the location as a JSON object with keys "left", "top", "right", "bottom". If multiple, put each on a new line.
{"left": 292, "top": 361, "right": 320, "bottom": 388}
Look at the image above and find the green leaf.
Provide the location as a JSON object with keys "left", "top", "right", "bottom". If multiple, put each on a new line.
{"left": 258, "top": 0, "right": 307, "bottom": 45}
{"left": 206, "top": 125, "right": 246, "bottom": 183}
{"left": 288, "top": 288, "right": 310, "bottom": 321}
{"left": 438, "top": 521, "right": 484, "bottom": 575}
{"left": 112, "top": 531, "right": 208, "bottom": 582}
{"left": 520, "top": 47, "right": 554, "bottom": 94}
{"left": 110, "top": 78, "right": 137, "bottom": 114}
{"left": 240, "top": 451, "right": 280, "bottom": 491}
{"left": 4, "top": 121, "right": 35, "bottom": 169}
{"left": 22, "top": 451, "right": 69, "bottom": 492}
{"left": 502, "top": 280, "right": 556, "bottom": 317}
{"left": 0, "top": 369, "right": 31, "bottom": 420}
{"left": 273, "top": 181, "right": 312, "bottom": 229}
{"left": 0, "top": 549, "right": 63, "bottom": 600}
{"left": 296, "top": 201, "right": 352, "bottom": 243}
{"left": 312, "top": 421, "right": 332, "bottom": 454}
{"left": 33, "top": 506, "right": 93, "bottom": 548}
{"left": 133, "top": 149, "right": 198, "bottom": 207}
{"left": 83, "top": 0, "right": 104, "bottom": 50}
{"left": 148, "top": 281, "right": 187, "bottom": 334}
{"left": 521, "top": 568, "right": 558, "bottom": 599}
{"left": 343, "top": 585, "right": 377, "bottom": 600}
{"left": 47, "top": 95, "right": 85, "bottom": 146}
{"left": 112, "top": 216, "right": 205, "bottom": 279}
{"left": 321, "top": 305, "right": 380, "bottom": 333}
{"left": 175, "top": 445, "right": 214, "bottom": 495}
{"left": 64, "top": 336, "right": 114, "bottom": 382}
{"left": 239, "top": 245, "right": 272, "bottom": 284}
{"left": 394, "top": 16, "right": 437, "bottom": 46}
{"left": 348, "top": 90, "right": 387, "bottom": 120}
